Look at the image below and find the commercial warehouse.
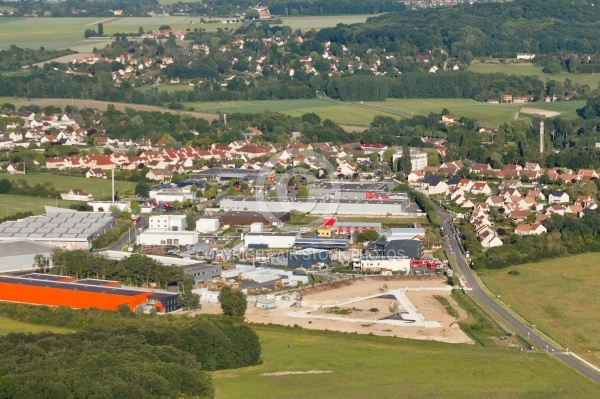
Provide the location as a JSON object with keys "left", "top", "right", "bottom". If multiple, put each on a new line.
{"left": 244, "top": 231, "right": 301, "bottom": 249}
{"left": 0, "top": 273, "right": 178, "bottom": 312}
{"left": 0, "top": 239, "right": 55, "bottom": 273}
{"left": 0, "top": 208, "right": 114, "bottom": 250}
{"left": 220, "top": 211, "right": 291, "bottom": 226}
{"left": 219, "top": 197, "right": 410, "bottom": 215}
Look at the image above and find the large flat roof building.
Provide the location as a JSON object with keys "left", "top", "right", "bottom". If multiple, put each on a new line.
{"left": 0, "top": 208, "right": 114, "bottom": 250}
{"left": 220, "top": 196, "right": 410, "bottom": 216}
{"left": 0, "top": 240, "right": 56, "bottom": 273}
{"left": 220, "top": 210, "right": 290, "bottom": 226}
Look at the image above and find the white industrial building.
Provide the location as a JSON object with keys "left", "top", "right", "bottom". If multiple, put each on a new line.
{"left": 149, "top": 215, "right": 187, "bottom": 231}
{"left": 250, "top": 222, "right": 263, "bottom": 232}
{"left": 154, "top": 190, "right": 197, "bottom": 203}
{"left": 196, "top": 218, "right": 220, "bottom": 234}
{"left": 0, "top": 207, "right": 114, "bottom": 250}
{"left": 356, "top": 256, "right": 410, "bottom": 273}
{"left": 0, "top": 239, "right": 55, "bottom": 273}
{"left": 380, "top": 228, "right": 425, "bottom": 240}
{"left": 220, "top": 196, "right": 410, "bottom": 216}
{"left": 136, "top": 230, "right": 198, "bottom": 247}
{"left": 244, "top": 231, "right": 300, "bottom": 249}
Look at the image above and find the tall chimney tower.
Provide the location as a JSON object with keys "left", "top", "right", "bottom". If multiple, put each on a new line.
{"left": 539, "top": 120, "right": 544, "bottom": 154}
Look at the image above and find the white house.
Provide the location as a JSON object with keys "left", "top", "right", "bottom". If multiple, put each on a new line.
{"left": 154, "top": 190, "right": 196, "bottom": 204}
{"left": 471, "top": 182, "right": 492, "bottom": 195}
{"left": 515, "top": 223, "right": 547, "bottom": 236}
{"left": 60, "top": 188, "right": 94, "bottom": 202}
{"left": 357, "top": 257, "right": 410, "bottom": 273}
{"left": 549, "top": 190, "right": 569, "bottom": 204}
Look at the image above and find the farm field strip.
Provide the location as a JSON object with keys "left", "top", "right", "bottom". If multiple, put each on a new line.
{"left": 1, "top": 174, "right": 133, "bottom": 199}
{"left": 480, "top": 253, "right": 600, "bottom": 367}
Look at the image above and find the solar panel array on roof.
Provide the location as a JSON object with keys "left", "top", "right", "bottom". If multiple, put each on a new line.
{"left": 20, "top": 273, "right": 72, "bottom": 282}
{"left": 0, "top": 211, "right": 114, "bottom": 241}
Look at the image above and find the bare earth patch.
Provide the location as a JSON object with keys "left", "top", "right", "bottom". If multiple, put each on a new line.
{"left": 242, "top": 277, "right": 472, "bottom": 344}
{"left": 261, "top": 370, "right": 333, "bottom": 377}
{"left": 519, "top": 107, "right": 560, "bottom": 117}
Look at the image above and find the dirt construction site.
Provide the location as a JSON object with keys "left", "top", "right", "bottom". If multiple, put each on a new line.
{"left": 200, "top": 276, "right": 472, "bottom": 344}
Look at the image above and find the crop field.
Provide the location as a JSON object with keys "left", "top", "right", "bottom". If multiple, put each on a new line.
{"left": 366, "top": 98, "right": 585, "bottom": 127}
{"left": 0, "top": 17, "right": 236, "bottom": 52}
{"left": 212, "top": 323, "right": 600, "bottom": 399}
{"left": 1, "top": 174, "right": 134, "bottom": 200}
{"left": 480, "top": 253, "right": 600, "bottom": 367}
{"left": 469, "top": 60, "right": 600, "bottom": 87}
{"left": 185, "top": 99, "right": 397, "bottom": 125}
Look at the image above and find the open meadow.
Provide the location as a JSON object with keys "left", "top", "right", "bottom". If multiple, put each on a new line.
{"left": 0, "top": 194, "right": 79, "bottom": 215}
{"left": 212, "top": 323, "right": 600, "bottom": 399}
{"left": 480, "top": 253, "right": 600, "bottom": 367}
{"left": 0, "top": 17, "right": 238, "bottom": 52}
{"left": 366, "top": 98, "right": 586, "bottom": 127}
{"left": 1, "top": 174, "right": 133, "bottom": 199}
{"left": 185, "top": 98, "right": 397, "bottom": 126}
{"left": 0, "top": 315, "right": 73, "bottom": 335}
{"left": 469, "top": 59, "right": 600, "bottom": 88}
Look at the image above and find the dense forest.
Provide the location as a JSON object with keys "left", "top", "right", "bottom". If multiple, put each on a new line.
{"left": 317, "top": 0, "right": 600, "bottom": 58}
{"left": 0, "top": 303, "right": 261, "bottom": 399}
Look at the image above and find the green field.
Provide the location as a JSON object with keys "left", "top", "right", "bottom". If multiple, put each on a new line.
{"left": 0, "top": 315, "right": 72, "bottom": 335}
{"left": 0, "top": 17, "right": 237, "bottom": 52}
{"left": 185, "top": 99, "right": 397, "bottom": 126}
{"left": 366, "top": 98, "right": 586, "bottom": 127}
{"left": 469, "top": 60, "right": 600, "bottom": 88}
{"left": 480, "top": 253, "right": 600, "bottom": 367}
{"left": 276, "top": 15, "right": 373, "bottom": 30}
{"left": 0, "top": 194, "right": 81, "bottom": 215}
{"left": 1, "top": 174, "right": 134, "bottom": 199}
{"left": 212, "top": 324, "right": 599, "bottom": 398}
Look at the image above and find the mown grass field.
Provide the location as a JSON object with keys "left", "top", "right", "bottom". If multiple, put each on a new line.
{"left": 0, "top": 315, "right": 73, "bottom": 335}
{"left": 184, "top": 99, "right": 397, "bottom": 125}
{"left": 212, "top": 324, "right": 600, "bottom": 399}
{"left": 480, "top": 253, "right": 600, "bottom": 366}
{"left": 276, "top": 15, "right": 373, "bottom": 31}
{"left": 1, "top": 174, "right": 133, "bottom": 199}
{"left": 469, "top": 59, "right": 600, "bottom": 87}
{"left": 0, "top": 194, "right": 80, "bottom": 215}
{"left": 366, "top": 98, "right": 586, "bottom": 127}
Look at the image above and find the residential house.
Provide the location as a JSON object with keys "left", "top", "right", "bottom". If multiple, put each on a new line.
{"left": 515, "top": 223, "right": 547, "bottom": 236}
{"left": 548, "top": 190, "right": 569, "bottom": 204}
{"left": 470, "top": 182, "right": 492, "bottom": 195}
{"left": 422, "top": 176, "right": 449, "bottom": 195}
{"left": 60, "top": 189, "right": 94, "bottom": 202}
{"left": 85, "top": 168, "right": 105, "bottom": 178}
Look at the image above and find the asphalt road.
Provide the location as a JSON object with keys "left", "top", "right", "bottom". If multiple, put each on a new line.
{"left": 436, "top": 205, "right": 600, "bottom": 383}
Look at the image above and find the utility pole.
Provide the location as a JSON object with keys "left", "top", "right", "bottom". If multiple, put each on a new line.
{"left": 539, "top": 120, "right": 544, "bottom": 154}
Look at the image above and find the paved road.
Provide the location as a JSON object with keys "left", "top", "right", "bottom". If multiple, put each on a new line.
{"left": 436, "top": 204, "right": 600, "bottom": 383}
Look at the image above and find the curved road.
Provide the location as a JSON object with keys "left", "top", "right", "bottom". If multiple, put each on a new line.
{"left": 436, "top": 205, "right": 600, "bottom": 383}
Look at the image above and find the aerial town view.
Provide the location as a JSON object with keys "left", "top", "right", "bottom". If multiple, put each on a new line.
{"left": 1, "top": 0, "right": 600, "bottom": 397}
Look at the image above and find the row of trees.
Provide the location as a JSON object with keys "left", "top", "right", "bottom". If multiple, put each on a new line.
{"left": 473, "top": 209, "right": 600, "bottom": 270}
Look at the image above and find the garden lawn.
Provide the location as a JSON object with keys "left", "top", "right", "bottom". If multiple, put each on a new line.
{"left": 480, "top": 253, "right": 600, "bottom": 367}
{"left": 212, "top": 324, "right": 600, "bottom": 399}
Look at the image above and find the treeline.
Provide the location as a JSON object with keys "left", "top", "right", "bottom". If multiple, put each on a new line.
{"left": 0, "top": 46, "right": 76, "bottom": 72}
{"left": 316, "top": 0, "right": 600, "bottom": 57}
{"left": 394, "top": 183, "right": 439, "bottom": 226}
{"left": 0, "top": 211, "right": 33, "bottom": 224}
{"left": 0, "top": 315, "right": 261, "bottom": 398}
{"left": 325, "top": 72, "right": 545, "bottom": 101}
{"left": 0, "top": 178, "right": 61, "bottom": 199}
{"left": 5, "top": 0, "right": 159, "bottom": 18}
{"left": 52, "top": 250, "right": 186, "bottom": 289}
{"left": 473, "top": 209, "right": 600, "bottom": 270}
{"left": 267, "top": 0, "right": 406, "bottom": 16}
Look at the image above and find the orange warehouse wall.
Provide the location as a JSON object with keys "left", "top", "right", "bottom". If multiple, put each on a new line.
{"left": 0, "top": 282, "right": 150, "bottom": 311}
